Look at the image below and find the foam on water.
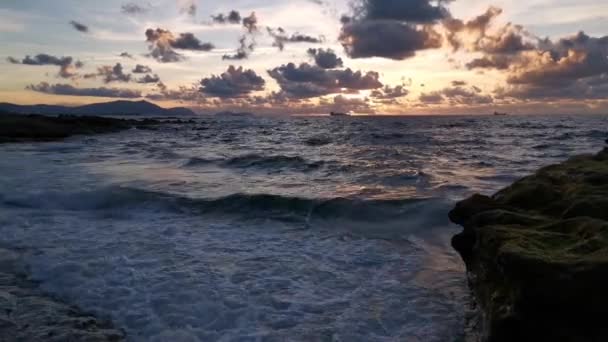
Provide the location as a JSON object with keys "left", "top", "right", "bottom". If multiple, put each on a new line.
{"left": 1, "top": 113, "right": 606, "bottom": 341}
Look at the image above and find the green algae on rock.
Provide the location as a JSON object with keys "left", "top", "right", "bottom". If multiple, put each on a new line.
{"left": 450, "top": 148, "right": 608, "bottom": 342}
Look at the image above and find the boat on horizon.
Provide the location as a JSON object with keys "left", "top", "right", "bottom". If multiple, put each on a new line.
{"left": 493, "top": 111, "right": 508, "bottom": 116}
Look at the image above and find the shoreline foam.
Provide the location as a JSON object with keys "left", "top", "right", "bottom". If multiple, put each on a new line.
{"left": 0, "top": 247, "right": 125, "bottom": 341}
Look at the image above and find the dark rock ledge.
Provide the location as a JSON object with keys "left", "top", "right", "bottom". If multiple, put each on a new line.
{"left": 0, "top": 113, "right": 166, "bottom": 143}
{"left": 449, "top": 148, "right": 608, "bottom": 342}
{"left": 0, "top": 247, "right": 124, "bottom": 341}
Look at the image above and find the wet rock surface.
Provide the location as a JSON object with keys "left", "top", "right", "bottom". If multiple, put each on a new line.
{"left": 0, "top": 248, "right": 125, "bottom": 341}
{"left": 450, "top": 148, "right": 608, "bottom": 342}
{"left": 0, "top": 113, "right": 161, "bottom": 143}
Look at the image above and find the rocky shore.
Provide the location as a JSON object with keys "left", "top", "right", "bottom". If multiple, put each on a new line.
{"left": 449, "top": 148, "right": 608, "bottom": 341}
{"left": 0, "top": 113, "right": 161, "bottom": 143}
{"left": 0, "top": 247, "right": 124, "bottom": 341}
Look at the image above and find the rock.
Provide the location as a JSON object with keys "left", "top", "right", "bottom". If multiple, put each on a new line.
{"left": 0, "top": 248, "right": 125, "bottom": 341}
{"left": 0, "top": 113, "right": 161, "bottom": 143}
{"left": 450, "top": 148, "right": 608, "bottom": 342}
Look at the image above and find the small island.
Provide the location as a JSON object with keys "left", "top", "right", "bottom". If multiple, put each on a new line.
{"left": 449, "top": 147, "right": 608, "bottom": 341}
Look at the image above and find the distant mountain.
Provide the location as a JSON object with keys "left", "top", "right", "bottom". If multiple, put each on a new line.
{"left": 0, "top": 100, "right": 196, "bottom": 116}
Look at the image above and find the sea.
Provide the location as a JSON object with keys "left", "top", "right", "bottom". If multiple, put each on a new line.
{"left": 0, "top": 114, "right": 606, "bottom": 341}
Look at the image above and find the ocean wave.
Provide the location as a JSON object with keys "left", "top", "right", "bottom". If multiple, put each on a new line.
{"left": 184, "top": 154, "right": 325, "bottom": 172}
{"left": 304, "top": 135, "right": 332, "bottom": 146}
{"left": 1, "top": 186, "right": 452, "bottom": 230}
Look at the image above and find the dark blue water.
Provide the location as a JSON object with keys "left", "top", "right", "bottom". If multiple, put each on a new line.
{"left": 0, "top": 114, "right": 606, "bottom": 341}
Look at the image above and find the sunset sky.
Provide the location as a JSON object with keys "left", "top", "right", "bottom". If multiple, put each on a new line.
{"left": 1, "top": 0, "right": 607, "bottom": 115}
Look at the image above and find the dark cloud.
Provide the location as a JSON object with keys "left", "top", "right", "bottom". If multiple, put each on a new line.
{"left": 119, "top": 52, "right": 134, "bottom": 59}
{"left": 419, "top": 92, "right": 444, "bottom": 104}
{"left": 70, "top": 20, "right": 89, "bottom": 33}
{"left": 211, "top": 10, "right": 242, "bottom": 24}
{"left": 339, "top": 0, "right": 448, "bottom": 60}
{"left": 8, "top": 54, "right": 83, "bottom": 78}
{"left": 340, "top": 21, "right": 442, "bottom": 60}
{"left": 267, "top": 27, "right": 324, "bottom": 51}
{"left": 222, "top": 35, "right": 255, "bottom": 60}
{"left": 443, "top": 7, "right": 503, "bottom": 51}
{"left": 307, "top": 48, "right": 343, "bottom": 69}
{"left": 145, "top": 28, "right": 214, "bottom": 62}
{"left": 146, "top": 84, "right": 208, "bottom": 103}
{"left": 473, "top": 29, "right": 608, "bottom": 101}
{"left": 27, "top": 82, "right": 142, "bottom": 98}
{"left": 200, "top": 66, "right": 266, "bottom": 98}
{"left": 445, "top": 8, "right": 534, "bottom": 71}
{"left": 349, "top": 0, "right": 449, "bottom": 23}
{"left": 419, "top": 85, "right": 493, "bottom": 105}
{"left": 95, "top": 63, "right": 131, "bottom": 83}
{"left": 476, "top": 24, "right": 535, "bottom": 54}
{"left": 268, "top": 62, "right": 382, "bottom": 98}
{"left": 513, "top": 32, "right": 608, "bottom": 86}
{"left": 132, "top": 64, "right": 152, "bottom": 73}
{"left": 171, "top": 33, "right": 214, "bottom": 51}
{"left": 370, "top": 85, "right": 409, "bottom": 99}
{"left": 332, "top": 94, "right": 372, "bottom": 112}
{"left": 121, "top": 3, "right": 149, "bottom": 15}
{"left": 466, "top": 55, "right": 511, "bottom": 70}
{"left": 242, "top": 12, "right": 259, "bottom": 33}
{"left": 137, "top": 74, "right": 161, "bottom": 84}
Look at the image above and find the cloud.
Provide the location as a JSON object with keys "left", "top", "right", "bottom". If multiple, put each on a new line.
{"left": 200, "top": 65, "right": 266, "bottom": 98}
{"left": 132, "top": 64, "right": 152, "bottom": 73}
{"left": 466, "top": 55, "right": 511, "bottom": 70}
{"left": 96, "top": 63, "right": 131, "bottom": 83}
{"left": 339, "top": 0, "right": 448, "bottom": 60}
{"left": 242, "top": 12, "right": 258, "bottom": 33}
{"left": 27, "top": 82, "right": 142, "bottom": 98}
{"left": 211, "top": 10, "right": 242, "bottom": 24}
{"left": 443, "top": 7, "right": 503, "bottom": 51}
{"left": 451, "top": 80, "right": 467, "bottom": 86}
{"left": 349, "top": 0, "right": 449, "bottom": 23}
{"left": 7, "top": 54, "right": 83, "bottom": 78}
{"left": 307, "top": 48, "right": 343, "bottom": 69}
{"left": 171, "top": 33, "right": 214, "bottom": 51}
{"left": 222, "top": 35, "right": 255, "bottom": 60}
{"left": 267, "top": 27, "right": 324, "bottom": 51}
{"left": 340, "top": 20, "right": 442, "bottom": 60}
{"left": 121, "top": 3, "right": 149, "bottom": 15}
{"left": 119, "top": 52, "right": 134, "bottom": 59}
{"left": 137, "top": 74, "right": 161, "bottom": 83}
{"left": 370, "top": 85, "right": 409, "bottom": 99}
{"left": 177, "top": 0, "right": 196, "bottom": 17}
{"left": 268, "top": 62, "right": 383, "bottom": 98}
{"left": 419, "top": 85, "right": 493, "bottom": 105}
{"left": 331, "top": 94, "right": 372, "bottom": 112}
{"left": 70, "top": 20, "right": 89, "bottom": 33}
{"left": 507, "top": 32, "right": 608, "bottom": 86}
{"left": 145, "top": 28, "right": 214, "bottom": 62}
{"left": 146, "top": 84, "right": 207, "bottom": 103}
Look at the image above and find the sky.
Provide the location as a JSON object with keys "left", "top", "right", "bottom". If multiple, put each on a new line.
{"left": 0, "top": 0, "right": 607, "bottom": 115}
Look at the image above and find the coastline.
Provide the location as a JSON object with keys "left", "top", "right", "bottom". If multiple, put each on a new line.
{"left": 0, "top": 247, "right": 124, "bottom": 341}
{"left": 449, "top": 147, "right": 608, "bottom": 341}
{"left": 0, "top": 113, "right": 164, "bottom": 143}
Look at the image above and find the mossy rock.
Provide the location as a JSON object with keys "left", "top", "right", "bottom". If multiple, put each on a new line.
{"left": 450, "top": 148, "right": 608, "bottom": 342}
